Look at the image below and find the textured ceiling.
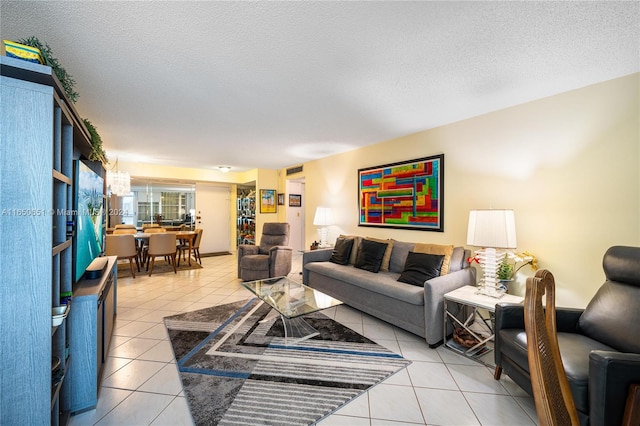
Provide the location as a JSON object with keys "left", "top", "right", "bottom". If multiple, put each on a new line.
{"left": 1, "top": 1, "right": 638, "bottom": 172}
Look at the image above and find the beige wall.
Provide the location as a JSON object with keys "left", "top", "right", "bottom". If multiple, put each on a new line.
{"left": 113, "top": 73, "right": 638, "bottom": 306}
{"left": 299, "top": 73, "right": 639, "bottom": 307}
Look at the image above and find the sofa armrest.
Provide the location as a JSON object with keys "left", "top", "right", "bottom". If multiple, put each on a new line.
{"left": 555, "top": 307, "right": 583, "bottom": 333}
{"left": 269, "top": 246, "right": 292, "bottom": 278}
{"left": 302, "top": 248, "right": 333, "bottom": 284}
{"left": 589, "top": 351, "right": 640, "bottom": 426}
{"left": 423, "top": 267, "right": 477, "bottom": 347}
{"left": 237, "top": 244, "right": 259, "bottom": 277}
{"left": 239, "top": 244, "right": 259, "bottom": 257}
{"left": 495, "top": 303, "right": 525, "bottom": 330}
{"left": 493, "top": 304, "right": 584, "bottom": 371}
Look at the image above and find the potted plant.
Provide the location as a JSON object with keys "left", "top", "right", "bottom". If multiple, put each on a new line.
{"left": 16, "top": 37, "right": 108, "bottom": 164}
{"left": 497, "top": 252, "right": 537, "bottom": 292}
{"left": 17, "top": 36, "right": 79, "bottom": 102}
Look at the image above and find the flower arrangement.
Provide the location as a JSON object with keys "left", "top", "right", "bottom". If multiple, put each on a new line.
{"left": 497, "top": 251, "right": 537, "bottom": 281}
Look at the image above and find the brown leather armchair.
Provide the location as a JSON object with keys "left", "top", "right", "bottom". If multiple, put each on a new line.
{"left": 238, "top": 222, "right": 292, "bottom": 281}
{"left": 494, "top": 246, "right": 640, "bottom": 426}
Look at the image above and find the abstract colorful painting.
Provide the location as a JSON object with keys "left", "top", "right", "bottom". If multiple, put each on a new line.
{"left": 358, "top": 154, "right": 444, "bottom": 231}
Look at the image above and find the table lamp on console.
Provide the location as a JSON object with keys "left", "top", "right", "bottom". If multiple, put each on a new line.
{"left": 313, "top": 207, "right": 334, "bottom": 248}
{"left": 466, "top": 209, "right": 517, "bottom": 298}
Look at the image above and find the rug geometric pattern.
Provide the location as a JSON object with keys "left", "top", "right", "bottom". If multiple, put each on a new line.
{"left": 164, "top": 298, "right": 411, "bottom": 425}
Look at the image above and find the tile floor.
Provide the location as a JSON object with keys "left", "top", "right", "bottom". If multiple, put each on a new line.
{"left": 69, "top": 253, "right": 538, "bottom": 426}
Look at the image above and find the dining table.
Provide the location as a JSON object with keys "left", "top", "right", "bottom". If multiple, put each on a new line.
{"left": 135, "top": 230, "right": 198, "bottom": 266}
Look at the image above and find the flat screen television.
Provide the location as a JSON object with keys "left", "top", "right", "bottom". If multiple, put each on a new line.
{"left": 74, "top": 160, "right": 104, "bottom": 283}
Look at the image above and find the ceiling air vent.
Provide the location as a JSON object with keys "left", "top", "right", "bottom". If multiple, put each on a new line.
{"left": 286, "top": 165, "right": 303, "bottom": 175}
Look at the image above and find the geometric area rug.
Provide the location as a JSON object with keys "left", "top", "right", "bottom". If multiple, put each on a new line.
{"left": 164, "top": 298, "right": 412, "bottom": 425}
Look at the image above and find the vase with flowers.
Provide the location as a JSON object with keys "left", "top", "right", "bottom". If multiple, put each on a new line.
{"left": 496, "top": 251, "right": 537, "bottom": 293}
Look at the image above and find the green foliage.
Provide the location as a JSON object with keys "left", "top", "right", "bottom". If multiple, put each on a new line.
{"left": 15, "top": 37, "right": 107, "bottom": 164}
{"left": 82, "top": 119, "right": 108, "bottom": 165}
{"left": 18, "top": 36, "right": 79, "bottom": 103}
{"left": 497, "top": 259, "right": 514, "bottom": 280}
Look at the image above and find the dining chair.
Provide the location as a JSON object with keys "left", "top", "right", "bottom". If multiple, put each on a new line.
{"left": 144, "top": 227, "right": 166, "bottom": 233}
{"left": 525, "top": 269, "right": 580, "bottom": 426}
{"left": 178, "top": 229, "right": 203, "bottom": 266}
{"left": 113, "top": 228, "right": 137, "bottom": 235}
{"left": 105, "top": 234, "right": 139, "bottom": 278}
{"left": 146, "top": 233, "right": 177, "bottom": 276}
{"left": 114, "top": 224, "right": 136, "bottom": 229}
{"left": 139, "top": 228, "right": 167, "bottom": 264}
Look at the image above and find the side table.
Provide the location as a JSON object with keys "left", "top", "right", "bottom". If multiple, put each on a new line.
{"left": 443, "top": 285, "right": 524, "bottom": 366}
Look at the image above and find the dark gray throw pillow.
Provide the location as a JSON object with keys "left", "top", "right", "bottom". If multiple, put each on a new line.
{"left": 354, "top": 239, "right": 388, "bottom": 273}
{"left": 329, "top": 236, "right": 354, "bottom": 265}
{"left": 397, "top": 252, "right": 445, "bottom": 286}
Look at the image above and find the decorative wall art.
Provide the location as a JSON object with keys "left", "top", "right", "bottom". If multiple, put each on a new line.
{"left": 289, "top": 194, "right": 302, "bottom": 207}
{"left": 260, "top": 189, "right": 277, "bottom": 213}
{"left": 277, "top": 193, "right": 285, "bottom": 206}
{"left": 358, "top": 154, "right": 444, "bottom": 231}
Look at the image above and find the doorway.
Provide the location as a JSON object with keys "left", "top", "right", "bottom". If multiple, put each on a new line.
{"left": 195, "top": 183, "right": 231, "bottom": 254}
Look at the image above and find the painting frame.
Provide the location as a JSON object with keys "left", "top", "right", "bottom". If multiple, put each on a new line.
{"left": 358, "top": 154, "right": 444, "bottom": 232}
{"left": 289, "top": 194, "right": 302, "bottom": 207}
{"left": 259, "top": 189, "right": 277, "bottom": 214}
{"left": 277, "top": 193, "right": 285, "bottom": 206}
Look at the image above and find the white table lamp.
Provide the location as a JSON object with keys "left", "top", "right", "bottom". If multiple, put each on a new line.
{"left": 467, "top": 209, "right": 517, "bottom": 297}
{"left": 313, "top": 207, "right": 334, "bottom": 248}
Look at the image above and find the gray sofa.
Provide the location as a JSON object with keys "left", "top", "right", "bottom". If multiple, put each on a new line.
{"left": 303, "top": 238, "right": 476, "bottom": 347}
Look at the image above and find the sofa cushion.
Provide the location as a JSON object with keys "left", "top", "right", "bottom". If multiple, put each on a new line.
{"left": 449, "top": 247, "right": 466, "bottom": 273}
{"left": 414, "top": 243, "right": 454, "bottom": 275}
{"left": 304, "top": 261, "right": 424, "bottom": 305}
{"left": 365, "top": 237, "right": 394, "bottom": 271}
{"left": 389, "top": 240, "right": 416, "bottom": 273}
{"left": 329, "top": 236, "right": 354, "bottom": 265}
{"left": 354, "top": 239, "right": 388, "bottom": 273}
{"left": 397, "top": 252, "right": 444, "bottom": 286}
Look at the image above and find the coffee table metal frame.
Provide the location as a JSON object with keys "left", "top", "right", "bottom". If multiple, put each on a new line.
{"left": 242, "top": 276, "right": 342, "bottom": 345}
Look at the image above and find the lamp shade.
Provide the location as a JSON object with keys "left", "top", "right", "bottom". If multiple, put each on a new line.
{"left": 313, "top": 207, "right": 334, "bottom": 226}
{"left": 466, "top": 209, "right": 517, "bottom": 248}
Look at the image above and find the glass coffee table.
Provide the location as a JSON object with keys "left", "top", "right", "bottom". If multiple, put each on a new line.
{"left": 242, "top": 276, "right": 343, "bottom": 345}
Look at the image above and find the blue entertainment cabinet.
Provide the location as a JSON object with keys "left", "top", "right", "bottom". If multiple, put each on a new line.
{"left": 0, "top": 55, "right": 116, "bottom": 424}
{"left": 62, "top": 256, "right": 117, "bottom": 414}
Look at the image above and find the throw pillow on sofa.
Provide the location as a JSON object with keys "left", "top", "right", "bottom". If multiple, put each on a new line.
{"left": 339, "top": 234, "right": 362, "bottom": 265}
{"left": 365, "top": 237, "right": 394, "bottom": 271}
{"left": 329, "top": 236, "right": 354, "bottom": 265}
{"left": 354, "top": 239, "right": 388, "bottom": 273}
{"left": 397, "top": 252, "right": 445, "bottom": 286}
{"left": 413, "top": 243, "right": 454, "bottom": 275}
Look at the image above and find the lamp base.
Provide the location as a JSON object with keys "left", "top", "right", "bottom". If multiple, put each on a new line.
{"left": 317, "top": 227, "right": 330, "bottom": 248}
{"left": 475, "top": 281, "right": 506, "bottom": 298}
